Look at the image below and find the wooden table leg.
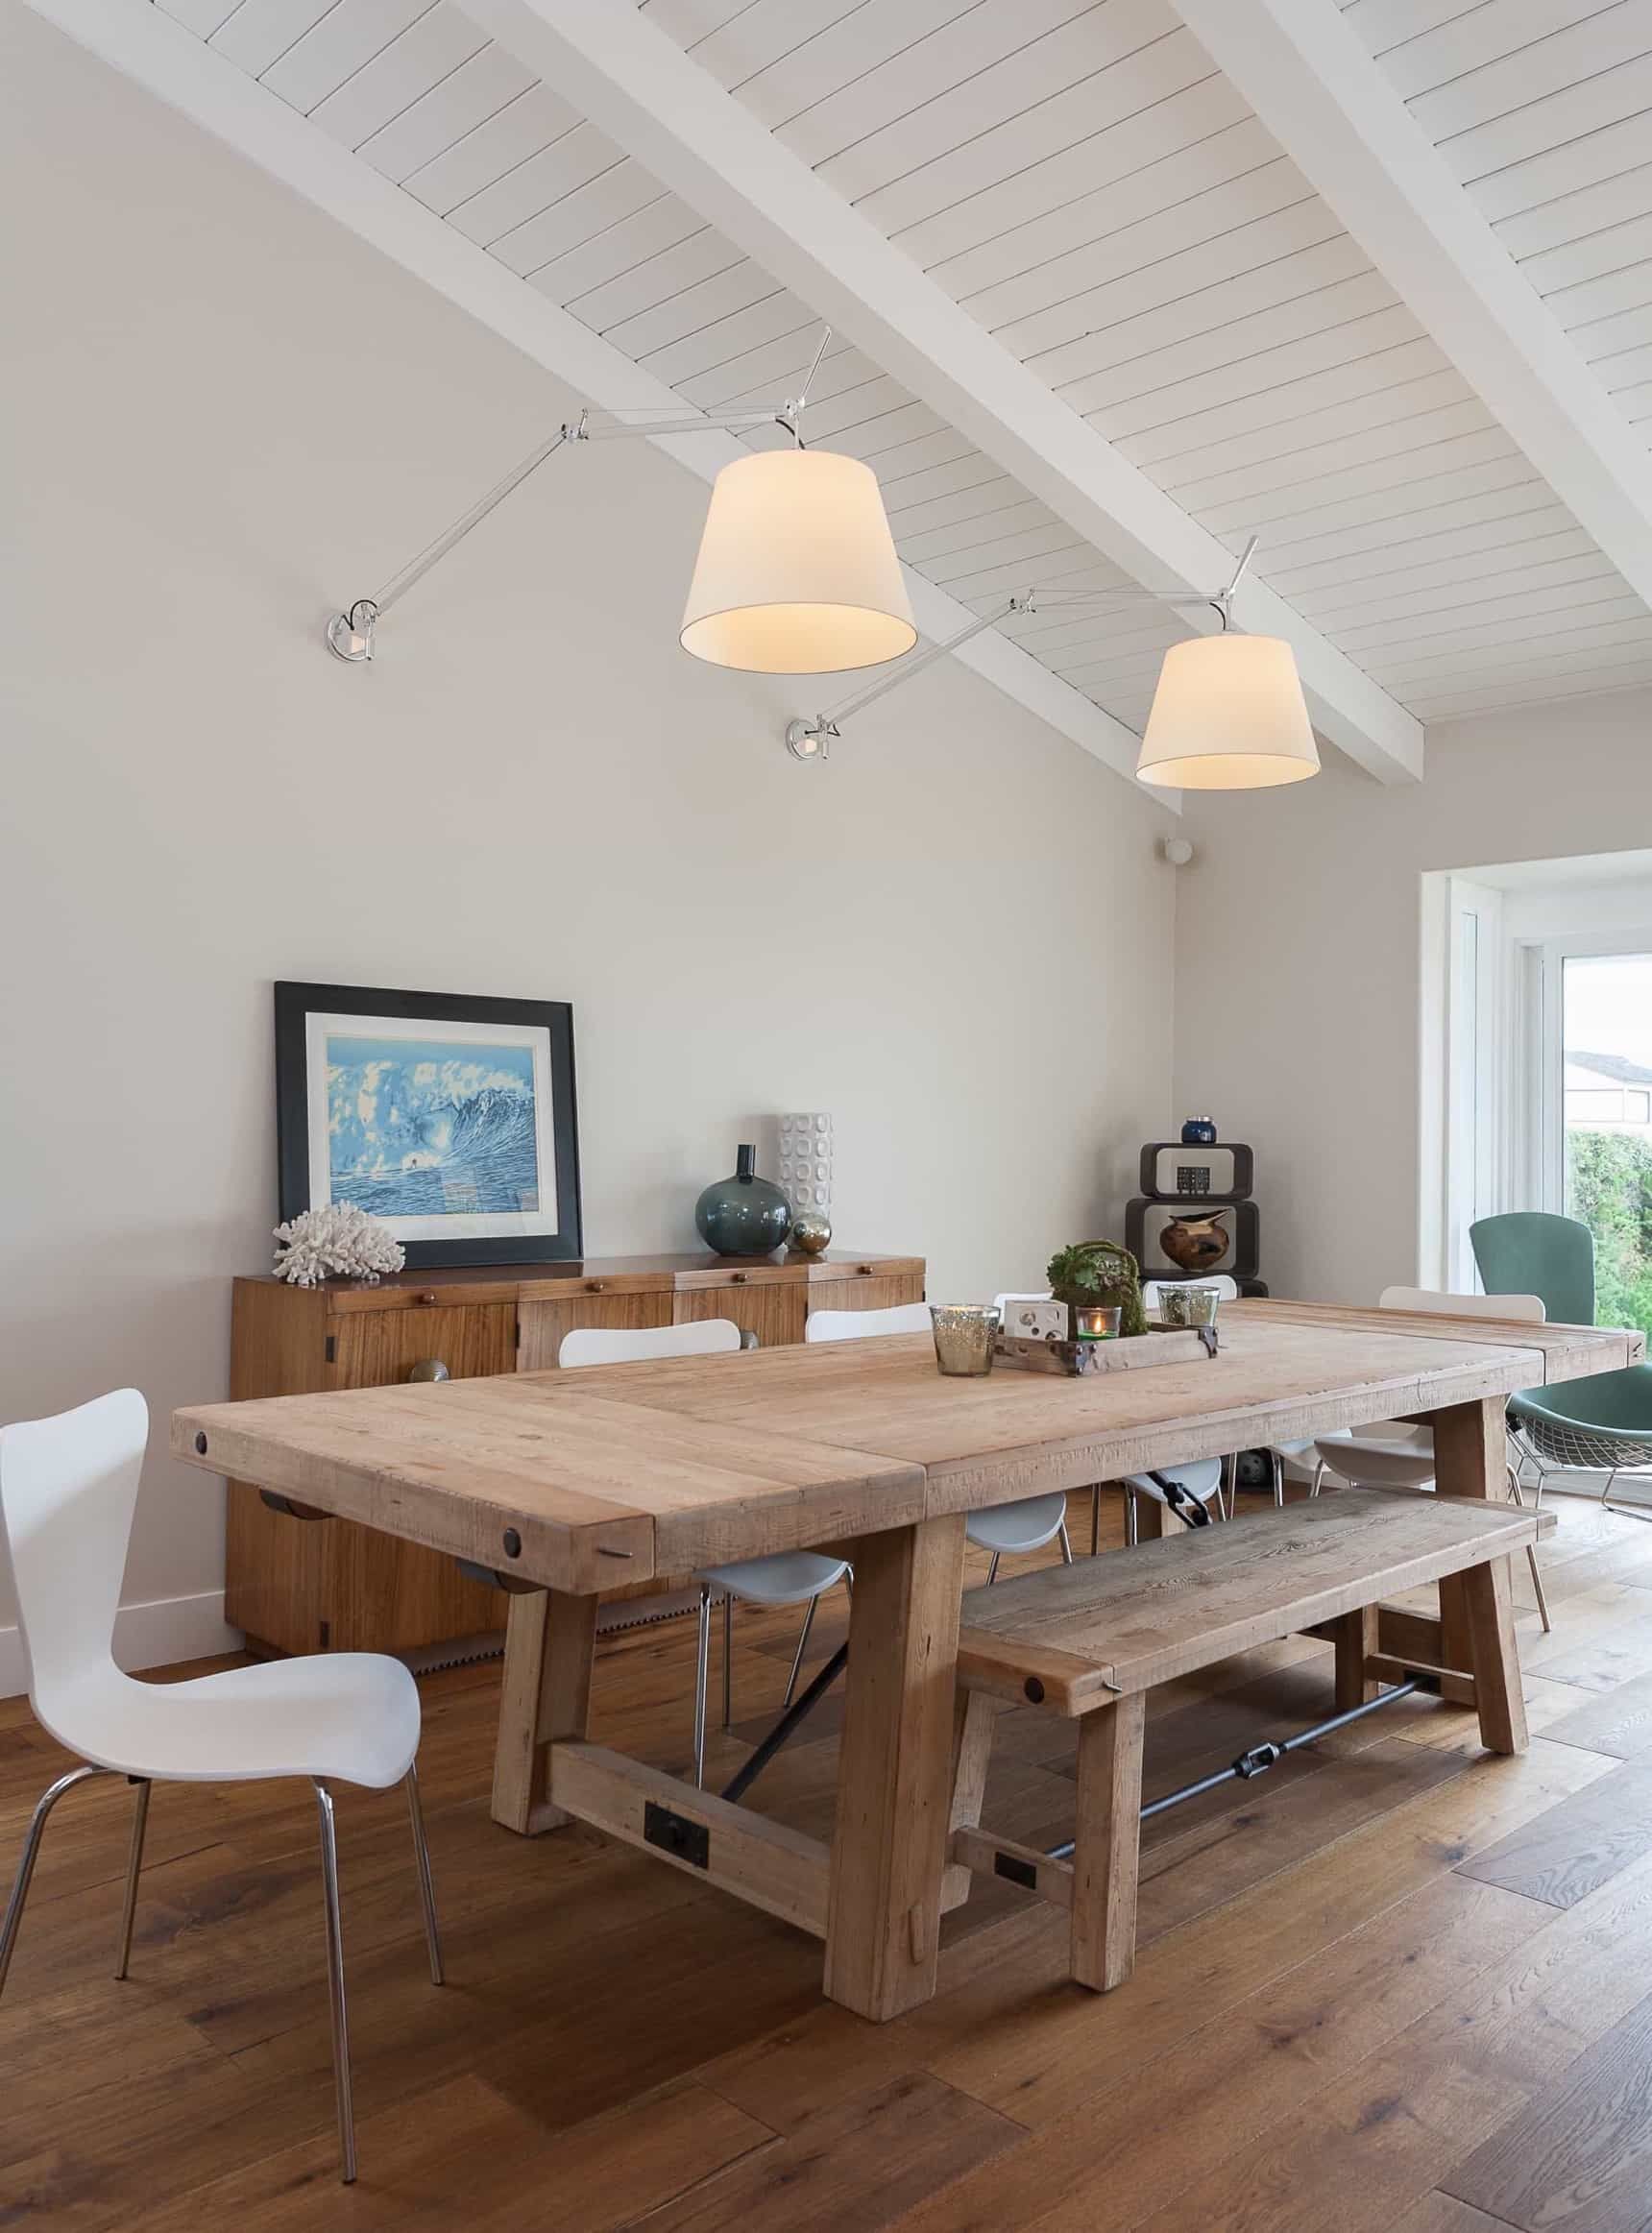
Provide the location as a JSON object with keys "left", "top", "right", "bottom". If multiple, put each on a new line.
{"left": 825, "top": 1514, "right": 965, "bottom": 2022}
{"left": 491, "top": 1587, "right": 597, "bottom": 1834}
{"left": 1429, "top": 1395, "right": 1504, "bottom": 1704}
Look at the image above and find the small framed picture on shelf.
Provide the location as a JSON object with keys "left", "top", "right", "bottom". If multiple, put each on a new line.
{"left": 274, "top": 981, "right": 582, "bottom": 1269}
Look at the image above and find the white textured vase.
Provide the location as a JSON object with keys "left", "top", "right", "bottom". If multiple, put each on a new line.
{"left": 777, "top": 1112, "right": 833, "bottom": 1222}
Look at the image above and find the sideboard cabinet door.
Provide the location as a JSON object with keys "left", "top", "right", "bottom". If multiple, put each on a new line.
{"left": 518, "top": 1287, "right": 674, "bottom": 1371}
{"left": 323, "top": 1302, "right": 517, "bottom": 1654}
{"left": 673, "top": 1267, "right": 807, "bottom": 1349}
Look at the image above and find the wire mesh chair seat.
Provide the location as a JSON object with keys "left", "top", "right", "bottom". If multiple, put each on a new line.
{"left": 1509, "top": 1366, "right": 1652, "bottom": 1521}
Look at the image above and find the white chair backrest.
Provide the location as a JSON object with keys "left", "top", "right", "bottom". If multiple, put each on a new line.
{"left": 558, "top": 1320, "right": 742, "bottom": 1369}
{"left": 806, "top": 1302, "right": 932, "bottom": 1343}
{"left": 1143, "top": 1275, "right": 1239, "bottom": 1309}
{"left": 1378, "top": 1286, "right": 1545, "bottom": 1322}
{"left": 0, "top": 1389, "right": 147, "bottom": 1710}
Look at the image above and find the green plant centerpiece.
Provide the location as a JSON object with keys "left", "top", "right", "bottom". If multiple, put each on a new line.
{"left": 1046, "top": 1239, "right": 1149, "bottom": 1339}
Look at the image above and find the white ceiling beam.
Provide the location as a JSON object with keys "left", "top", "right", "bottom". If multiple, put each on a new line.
{"left": 463, "top": 0, "right": 1422, "bottom": 786}
{"left": 24, "top": 0, "right": 1160, "bottom": 801}
{"left": 1171, "top": 0, "right": 1652, "bottom": 613}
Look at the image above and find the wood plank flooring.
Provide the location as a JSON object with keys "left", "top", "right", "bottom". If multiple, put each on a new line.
{"left": 7, "top": 1489, "right": 1652, "bottom": 2227}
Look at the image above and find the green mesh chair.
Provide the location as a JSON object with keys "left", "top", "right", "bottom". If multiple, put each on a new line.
{"left": 1470, "top": 1212, "right": 1652, "bottom": 1521}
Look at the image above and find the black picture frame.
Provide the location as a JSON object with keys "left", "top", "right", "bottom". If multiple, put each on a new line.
{"left": 275, "top": 981, "right": 583, "bottom": 1269}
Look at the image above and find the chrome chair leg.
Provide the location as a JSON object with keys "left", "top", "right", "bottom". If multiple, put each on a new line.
{"left": 721, "top": 1590, "right": 734, "bottom": 1733}
{"left": 1125, "top": 1489, "right": 1138, "bottom": 1548}
{"left": 1057, "top": 1518, "right": 1074, "bottom": 1566}
{"left": 312, "top": 1782, "right": 357, "bottom": 2186}
{"left": 986, "top": 1551, "right": 1001, "bottom": 1586}
{"left": 1271, "top": 1450, "right": 1285, "bottom": 1508}
{"left": 1310, "top": 1459, "right": 1326, "bottom": 1498}
{"left": 114, "top": 1777, "right": 151, "bottom": 1980}
{"left": 0, "top": 1763, "right": 110, "bottom": 1999}
{"left": 693, "top": 1584, "right": 712, "bottom": 1788}
{"left": 1506, "top": 1471, "right": 1552, "bottom": 1635}
{"left": 783, "top": 1595, "right": 818, "bottom": 1710}
{"left": 404, "top": 1765, "right": 444, "bottom": 1987}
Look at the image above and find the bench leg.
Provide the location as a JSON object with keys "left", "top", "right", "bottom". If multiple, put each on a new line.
{"left": 1459, "top": 1558, "right": 1528, "bottom": 1757}
{"left": 1333, "top": 1606, "right": 1379, "bottom": 1711}
{"left": 1071, "top": 1690, "right": 1146, "bottom": 1994}
{"left": 943, "top": 1690, "right": 1000, "bottom": 1910}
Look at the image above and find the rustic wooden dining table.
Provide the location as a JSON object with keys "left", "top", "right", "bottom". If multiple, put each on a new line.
{"left": 173, "top": 1299, "right": 1644, "bottom": 2024}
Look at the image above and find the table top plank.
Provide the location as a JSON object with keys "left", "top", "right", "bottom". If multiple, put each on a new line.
{"left": 1227, "top": 1300, "right": 1643, "bottom": 1377}
{"left": 172, "top": 1302, "right": 1642, "bottom": 1582}
{"left": 564, "top": 1319, "right": 1549, "bottom": 1505}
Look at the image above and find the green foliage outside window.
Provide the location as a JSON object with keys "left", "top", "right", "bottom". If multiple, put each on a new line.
{"left": 1566, "top": 1128, "right": 1652, "bottom": 1340}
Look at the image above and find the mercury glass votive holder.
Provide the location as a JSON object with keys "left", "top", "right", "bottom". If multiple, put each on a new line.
{"left": 930, "top": 1304, "right": 1000, "bottom": 1377}
{"left": 1161, "top": 1283, "right": 1221, "bottom": 1328}
{"left": 1074, "top": 1304, "right": 1122, "bottom": 1341}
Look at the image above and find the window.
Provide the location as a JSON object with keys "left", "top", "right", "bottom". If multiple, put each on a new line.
{"left": 1553, "top": 950, "right": 1652, "bottom": 1340}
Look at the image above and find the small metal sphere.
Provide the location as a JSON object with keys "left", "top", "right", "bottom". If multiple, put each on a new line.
{"left": 790, "top": 1209, "right": 833, "bottom": 1257}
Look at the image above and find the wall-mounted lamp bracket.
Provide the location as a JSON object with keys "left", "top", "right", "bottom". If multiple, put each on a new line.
{"left": 326, "top": 334, "right": 834, "bottom": 662}
{"left": 779, "top": 536, "right": 1262, "bottom": 765}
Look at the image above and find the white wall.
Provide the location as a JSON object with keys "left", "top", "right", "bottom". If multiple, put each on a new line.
{"left": 1173, "top": 693, "right": 1652, "bottom": 1304}
{"left": 0, "top": 12, "right": 1178, "bottom": 1657}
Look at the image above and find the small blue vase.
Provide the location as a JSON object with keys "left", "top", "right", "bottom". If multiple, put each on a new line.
{"left": 1180, "top": 1116, "right": 1218, "bottom": 1145}
{"left": 695, "top": 1144, "right": 792, "bottom": 1257}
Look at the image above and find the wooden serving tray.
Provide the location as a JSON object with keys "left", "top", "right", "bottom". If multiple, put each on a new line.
{"left": 992, "top": 1324, "right": 1219, "bottom": 1376}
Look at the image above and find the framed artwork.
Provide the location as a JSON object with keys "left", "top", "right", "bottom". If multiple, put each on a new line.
{"left": 275, "top": 982, "right": 582, "bottom": 1269}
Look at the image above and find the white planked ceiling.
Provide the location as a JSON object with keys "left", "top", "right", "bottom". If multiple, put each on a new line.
{"left": 142, "top": 0, "right": 1652, "bottom": 737}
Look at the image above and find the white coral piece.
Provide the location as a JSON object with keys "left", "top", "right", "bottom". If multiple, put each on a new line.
{"left": 273, "top": 1203, "right": 406, "bottom": 1287}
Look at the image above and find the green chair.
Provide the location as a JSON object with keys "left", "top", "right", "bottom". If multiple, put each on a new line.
{"left": 1470, "top": 1212, "right": 1652, "bottom": 1521}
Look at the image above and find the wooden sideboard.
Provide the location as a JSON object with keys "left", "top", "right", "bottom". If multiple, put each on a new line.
{"left": 226, "top": 1250, "right": 926, "bottom": 1660}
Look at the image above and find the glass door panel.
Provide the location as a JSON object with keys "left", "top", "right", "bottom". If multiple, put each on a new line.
{"left": 1561, "top": 951, "right": 1652, "bottom": 1338}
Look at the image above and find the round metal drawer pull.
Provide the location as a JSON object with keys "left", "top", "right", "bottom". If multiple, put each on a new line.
{"left": 731, "top": 1273, "right": 748, "bottom": 1284}
{"left": 585, "top": 1279, "right": 606, "bottom": 1293}
{"left": 502, "top": 1529, "right": 522, "bottom": 1560}
{"left": 194, "top": 1431, "right": 208, "bottom": 1456}
{"left": 407, "top": 1359, "right": 449, "bottom": 1383}
{"left": 417, "top": 1291, "right": 438, "bottom": 1306}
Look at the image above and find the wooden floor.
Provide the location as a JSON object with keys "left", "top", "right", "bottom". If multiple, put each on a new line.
{"left": 9, "top": 1488, "right": 1652, "bottom": 2229}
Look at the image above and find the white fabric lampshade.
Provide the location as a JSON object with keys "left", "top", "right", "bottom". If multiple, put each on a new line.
{"left": 680, "top": 449, "right": 916, "bottom": 675}
{"left": 1136, "top": 633, "right": 1320, "bottom": 789}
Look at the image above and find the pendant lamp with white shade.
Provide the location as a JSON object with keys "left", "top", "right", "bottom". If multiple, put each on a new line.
{"left": 1135, "top": 631, "right": 1319, "bottom": 789}
{"left": 680, "top": 448, "right": 916, "bottom": 675}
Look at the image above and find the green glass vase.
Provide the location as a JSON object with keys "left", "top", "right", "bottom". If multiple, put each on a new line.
{"left": 694, "top": 1144, "right": 793, "bottom": 1257}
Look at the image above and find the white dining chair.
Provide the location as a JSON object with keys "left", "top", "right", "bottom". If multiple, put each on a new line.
{"left": 1313, "top": 1287, "right": 1551, "bottom": 1631}
{"left": 558, "top": 1319, "right": 850, "bottom": 1785}
{"left": 809, "top": 1303, "right": 1073, "bottom": 1581}
{"left": 0, "top": 1390, "right": 440, "bottom": 2185}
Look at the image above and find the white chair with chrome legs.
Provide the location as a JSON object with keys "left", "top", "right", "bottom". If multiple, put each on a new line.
{"left": 0, "top": 1390, "right": 441, "bottom": 2186}
{"left": 1118, "top": 1460, "right": 1228, "bottom": 1542}
{"left": 1312, "top": 1287, "right": 1551, "bottom": 1632}
{"left": 809, "top": 1303, "right": 1074, "bottom": 1580}
{"left": 558, "top": 1320, "right": 850, "bottom": 1785}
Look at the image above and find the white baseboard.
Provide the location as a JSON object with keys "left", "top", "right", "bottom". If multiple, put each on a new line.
{"left": 0, "top": 1590, "right": 242, "bottom": 1699}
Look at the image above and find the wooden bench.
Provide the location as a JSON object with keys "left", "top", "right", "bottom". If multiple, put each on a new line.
{"left": 948, "top": 1487, "right": 1550, "bottom": 1993}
